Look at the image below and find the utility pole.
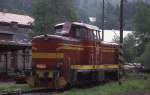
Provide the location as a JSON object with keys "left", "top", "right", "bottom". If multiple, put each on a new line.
{"left": 120, "top": 0, "right": 124, "bottom": 44}
{"left": 118, "top": 0, "right": 124, "bottom": 85}
{"left": 102, "top": 0, "right": 104, "bottom": 41}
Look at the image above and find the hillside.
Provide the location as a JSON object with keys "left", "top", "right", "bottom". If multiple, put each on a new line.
{"left": 0, "top": 0, "right": 32, "bottom": 14}
{"left": 76, "top": 0, "right": 141, "bottom": 30}
{"left": 0, "top": 0, "right": 149, "bottom": 30}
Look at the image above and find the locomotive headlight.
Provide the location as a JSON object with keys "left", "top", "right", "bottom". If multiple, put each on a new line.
{"left": 36, "top": 64, "right": 46, "bottom": 69}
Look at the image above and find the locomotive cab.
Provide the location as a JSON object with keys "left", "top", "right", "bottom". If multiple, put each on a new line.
{"left": 28, "top": 22, "right": 121, "bottom": 88}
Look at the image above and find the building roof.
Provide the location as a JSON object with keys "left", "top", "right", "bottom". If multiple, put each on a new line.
{"left": 0, "top": 12, "right": 34, "bottom": 26}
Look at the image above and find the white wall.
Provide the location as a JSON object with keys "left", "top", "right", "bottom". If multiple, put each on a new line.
{"left": 103, "top": 30, "right": 132, "bottom": 42}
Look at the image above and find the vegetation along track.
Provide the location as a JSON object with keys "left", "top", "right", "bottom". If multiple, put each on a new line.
{"left": 1, "top": 73, "right": 150, "bottom": 95}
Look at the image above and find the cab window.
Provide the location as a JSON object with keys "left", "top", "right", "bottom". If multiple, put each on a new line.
{"left": 94, "top": 30, "right": 102, "bottom": 41}
{"left": 88, "top": 30, "right": 101, "bottom": 41}
{"left": 72, "top": 26, "right": 88, "bottom": 40}
{"left": 54, "top": 25, "right": 63, "bottom": 35}
{"left": 88, "top": 30, "right": 95, "bottom": 41}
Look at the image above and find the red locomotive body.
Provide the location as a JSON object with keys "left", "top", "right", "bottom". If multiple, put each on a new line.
{"left": 28, "top": 22, "right": 120, "bottom": 88}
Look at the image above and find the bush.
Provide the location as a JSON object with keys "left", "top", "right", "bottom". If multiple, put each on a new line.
{"left": 140, "top": 42, "right": 150, "bottom": 70}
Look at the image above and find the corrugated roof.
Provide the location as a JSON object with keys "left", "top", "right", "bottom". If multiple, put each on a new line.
{"left": 0, "top": 12, "right": 34, "bottom": 26}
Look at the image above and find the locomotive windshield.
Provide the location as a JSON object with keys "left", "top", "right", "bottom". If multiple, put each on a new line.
{"left": 55, "top": 25, "right": 63, "bottom": 35}
{"left": 72, "top": 25, "right": 88, "bottom": 39}
{"left": 72, "top": 25, "right": 102, "bottom": 41}
{"left": 54, "top": 23, "right": 71, "bottom": 35}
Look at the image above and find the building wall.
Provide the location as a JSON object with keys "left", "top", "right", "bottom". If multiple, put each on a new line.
{"left": 0, "top": 33, "right": 13, "bottom": 41}
{"left": 0, "top": 25, "right": 31, "bottom": 43}
{"left": 13, "top": 27, "right": 31, "bottom": 43}
{"left": 0, "top": 54, "right": 6, "bottom": 72}
{"left": 0, "top": 24, "right": 32, "bottom": 74}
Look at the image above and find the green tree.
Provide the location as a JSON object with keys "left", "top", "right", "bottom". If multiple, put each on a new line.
{"left": 32, "top": 0, "right": 77, "bottom": 36}
{"left": 133, "top": 2, "right": 150, "bottom": 69}
{"left": 112, "top": 33, "right": 137, "bottom": 63}
{"left": 123, "top": 33, "right": 137, "bottom": 63}
{"left": 134, "top": 2, "right": 150, "bottom": 36}
{"left": 134, "top": 2, "right": 150, "bottom": 56}
{"left": 140, "top": 42, "right": 150, "bottom": 68}
{"left": 0, "top": 0, "right": 32, "bottom": 14}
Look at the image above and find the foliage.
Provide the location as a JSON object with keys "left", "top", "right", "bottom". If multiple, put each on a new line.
{"left": 112, "top": 33, "right": 137, "bottom": 63}
{"left": 0, "top": 0, "right": 147, "bottom": 31}
{"left": 134, "top": 2, "right": 150, "bottom": 36}
{"left": 112, "top": 33, "right": 120, "bottom": 44}
{"left": 134, "top": 2, "right": 150, "bottom": 56}
{"left": 75, "top": 0, "right": 139, "bottom": 30}
{"left": 123, "top": 33, "right": 137, "bottom": 63}
{"left": 31, "top": 0, "right": 77, "bottom": 36}
{"left": 0, "top": 0, "right": 32, "bottom": 14}
{"left": 113, "top": 1, "right": 150, "bottom": 64}
{"left": 140, "top": 42, "right": 150, "bottom": 68}
{"left": 133, "top": 2, "right": 150, "bottom": 68}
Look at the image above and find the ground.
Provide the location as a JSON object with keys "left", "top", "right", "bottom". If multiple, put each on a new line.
{"left": 0, "top": 73, "right": 150, "bottom": 95}
{"left": 59, "top": 73, "right": 150, "bottom": 95}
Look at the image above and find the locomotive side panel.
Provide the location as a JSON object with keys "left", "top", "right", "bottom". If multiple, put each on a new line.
{"left": 101, "top": 46, "right": 118, "bottom": 65}
{"left": 57, "top": 41, "right": 84, "bottom": 85}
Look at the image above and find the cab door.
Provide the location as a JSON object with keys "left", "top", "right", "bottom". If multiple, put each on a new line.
{"left": 71, "top": 26, "right": 89, "bottom": 65}
{"left": 88, "top": 30, "right": 101, "bottom": 67}
{"left": 96, "top": 30, "right": 102, "bottom": 66}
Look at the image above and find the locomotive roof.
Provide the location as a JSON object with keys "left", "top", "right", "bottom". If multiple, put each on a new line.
{"left": 55, "top": 22, "right": 100, "bottom": 31}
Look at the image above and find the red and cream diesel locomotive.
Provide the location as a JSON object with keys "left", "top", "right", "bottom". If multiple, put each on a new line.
{"left": 27, "top": 22, "right": 121, "bottom": 88}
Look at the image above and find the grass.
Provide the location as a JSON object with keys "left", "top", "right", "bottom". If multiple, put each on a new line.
{"left": 0, "top": 84, "right": 32, "bottom": 94}
{"left": 0, "top": 73, "right": 149, "bottom": 95}
{"left": 60, "top": 74, "right": 150, "bottom": 95}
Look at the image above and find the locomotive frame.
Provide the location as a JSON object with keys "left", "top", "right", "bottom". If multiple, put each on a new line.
{"left": 27, "top": 22, "right": 121, "bottom": 88}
